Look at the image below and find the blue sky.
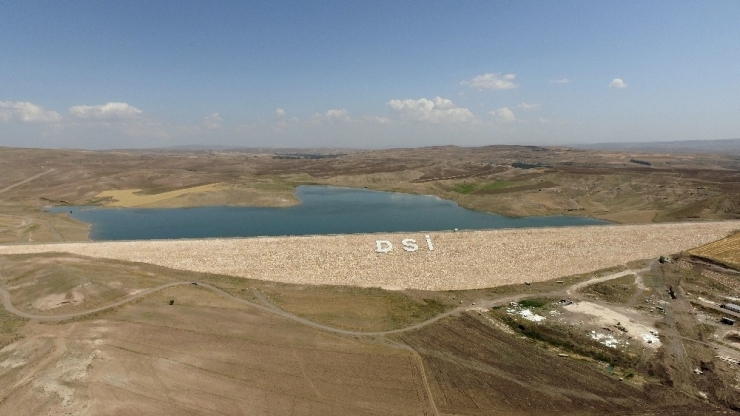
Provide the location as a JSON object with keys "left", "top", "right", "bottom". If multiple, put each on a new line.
{"left": 1, "top": 1, "right": 738, "bottom": 149}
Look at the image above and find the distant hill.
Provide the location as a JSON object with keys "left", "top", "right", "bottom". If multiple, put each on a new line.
{"left": 121, "top": 145, "right": 361, "bottom": 154}
{"left": 571, "top": 138, "right": 740, "bottom": 154}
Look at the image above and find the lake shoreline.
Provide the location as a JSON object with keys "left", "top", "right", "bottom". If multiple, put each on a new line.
{"left": 49, "top": 185, "right": 608, "bottom": 241}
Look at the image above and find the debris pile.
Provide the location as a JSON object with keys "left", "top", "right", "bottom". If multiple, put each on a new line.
{"left": 506, "top": 302, "right": 546, "bottom": 322}
{"left": 589, "top": 331, "right": 628, "bottom": 349}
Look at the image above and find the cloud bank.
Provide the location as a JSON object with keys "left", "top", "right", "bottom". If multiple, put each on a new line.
{"left": 490, "top": 107, "right": 516, "bottom": 123}
{"left": 68, "top": 102, "right": 143, "bottom": 119}
{"left": 387, "top": 97, "right": 474, "bottom": 123}
{"left": 0, "top": 101, "right": 61, "bottom": 123}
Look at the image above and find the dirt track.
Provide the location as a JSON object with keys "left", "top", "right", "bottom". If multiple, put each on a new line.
{"left": 0, "top": 169, "right": 55, "bottom": 194}
{"left": 1, "top": 221, "right": 739, "bottom": 290}
{"left": 0, "top": 267, "right": 635, "bottom": 336}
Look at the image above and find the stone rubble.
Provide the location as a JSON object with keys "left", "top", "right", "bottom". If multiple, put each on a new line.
{"left": 0, "top": 221, "right": 738, "bottom": 291}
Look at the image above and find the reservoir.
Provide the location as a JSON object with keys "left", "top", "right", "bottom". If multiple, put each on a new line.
{"left": 50, "top": 186, "right": 607, "bottom": 241}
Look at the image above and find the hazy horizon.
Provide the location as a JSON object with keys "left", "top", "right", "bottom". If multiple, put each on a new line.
{"left": 1, "top": 1, "right": 738, "bottom": 150}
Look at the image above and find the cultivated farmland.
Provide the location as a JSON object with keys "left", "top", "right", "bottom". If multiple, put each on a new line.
{"left": 689, "top": 231, "right": 740, "bottom": 268}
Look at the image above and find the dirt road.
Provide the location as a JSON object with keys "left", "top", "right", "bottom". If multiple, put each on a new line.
{"left": 1, "top": 268, "right": 645, "bottom": 336}
{"left": 567, "top": 268, "right": 648, "bottom": 296}
{"left": 0, "top": 169, "right": 55, "bottom": 194}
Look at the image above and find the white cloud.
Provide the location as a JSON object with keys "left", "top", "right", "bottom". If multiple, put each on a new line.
{"left": 68, "top": 102, "right": 143, "bottom": 119}
{"left": 387, "top": 96, "right": 474, "bottom": 123}
{"left": 550, "top": 78, "right": 570, "bottom": 84}
{"left": 490, "top": 107, "right": 516, "bottom": 123}
{"left": 461, "top": 73, "right": 518, "bottom": 90}
{"left": 609, "top": 78, "right": 627, "bottom": 89}
{"left": 275, "top": 108, "right": 286, "bottom": 117}
{"left": 310, "top": 108, "right": 350, "bottom": 124}
{"left": 325, "top": 108, "right": 348, "bottom": 119}
{"left": 0, "top": 101, "right": 61, "bottom": 123}
{"left": 203, "top": 113, "right": 223, "bottom": 129}
{"left": 517, "top": 102, "right": 541, "bottom": 110}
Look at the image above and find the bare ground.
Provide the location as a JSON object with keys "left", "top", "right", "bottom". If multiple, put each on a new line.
{"left": 0, "top": 287, "right": 435, "bottom": 415}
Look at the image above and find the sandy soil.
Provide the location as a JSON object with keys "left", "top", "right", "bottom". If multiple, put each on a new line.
{"left": 31, "top": 291, "right": 83, "bottom": 311}
{"left": 95, "top": 183, "right": 226, "bottom": 207}
{"left": 565, "top": 301, "right": 661, "bottom": 348}
{"left": 1, "top": 221, "right": 738, "bottom": 290}
{"left": 0, "top": 289, "right": 435, "bottom": 415}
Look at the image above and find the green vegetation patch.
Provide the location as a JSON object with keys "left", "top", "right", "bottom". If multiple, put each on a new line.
{"left": 0, "top": 305, "right": 27, "bottom": 350}
{"left": 480, "top": 180, "right": 516, "bottom": 191}
{"left": 452, "top": 182, "right": 478, "bottom": 194}
{"left": 453, "top": 180, "right": 519, "bottom": 194}
{"left": 518, "top": 298, "right": 551, "bottom": 308}
{"left": 262, "top": 285, "right": 452, "bottom": 332}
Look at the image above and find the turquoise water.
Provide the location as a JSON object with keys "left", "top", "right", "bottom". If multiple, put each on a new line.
{"left": 49, "top": 186, "right": 607, "bottom": 241}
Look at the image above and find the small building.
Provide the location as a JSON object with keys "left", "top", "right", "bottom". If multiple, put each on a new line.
{"left": 720, "top": 317, "right": 735, "bottom": 326}
{"left": 721, "top": 303, "right": 740, "bottom": 314}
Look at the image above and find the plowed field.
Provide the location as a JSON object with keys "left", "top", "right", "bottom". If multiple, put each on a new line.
{"left": 689, "top": 232, "right": 740, "bottom": 268}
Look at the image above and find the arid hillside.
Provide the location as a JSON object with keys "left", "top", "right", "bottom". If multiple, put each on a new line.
{"left": 3, "top": 145, "right": 740, "bottom": 243}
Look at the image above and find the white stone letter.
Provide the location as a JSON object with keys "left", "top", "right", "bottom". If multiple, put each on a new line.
{"left": 402, "top": 238, "right": 418, "bottom": 252}
{"left": 376, "top": 240, "right": 393, "bottom": 253}
{"left": 425, "top": 235, "right": 434, "bottom": 251}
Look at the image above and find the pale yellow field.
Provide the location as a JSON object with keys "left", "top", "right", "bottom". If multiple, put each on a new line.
{"left": 95, "top": 183, "right": 225, "bottom": 207}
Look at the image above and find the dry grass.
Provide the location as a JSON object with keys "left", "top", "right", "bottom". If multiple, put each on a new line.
{"left": 579, "top": 273, "right": 638, "bottom": 303}
{"left": 262, "top": 285, "right": 450, "bottom": 332}
{"left": 0, "top": 285, "right": 434, "bottom": 415}
{"left": 95, "top": 183, "right": 226, "bottom": 207}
